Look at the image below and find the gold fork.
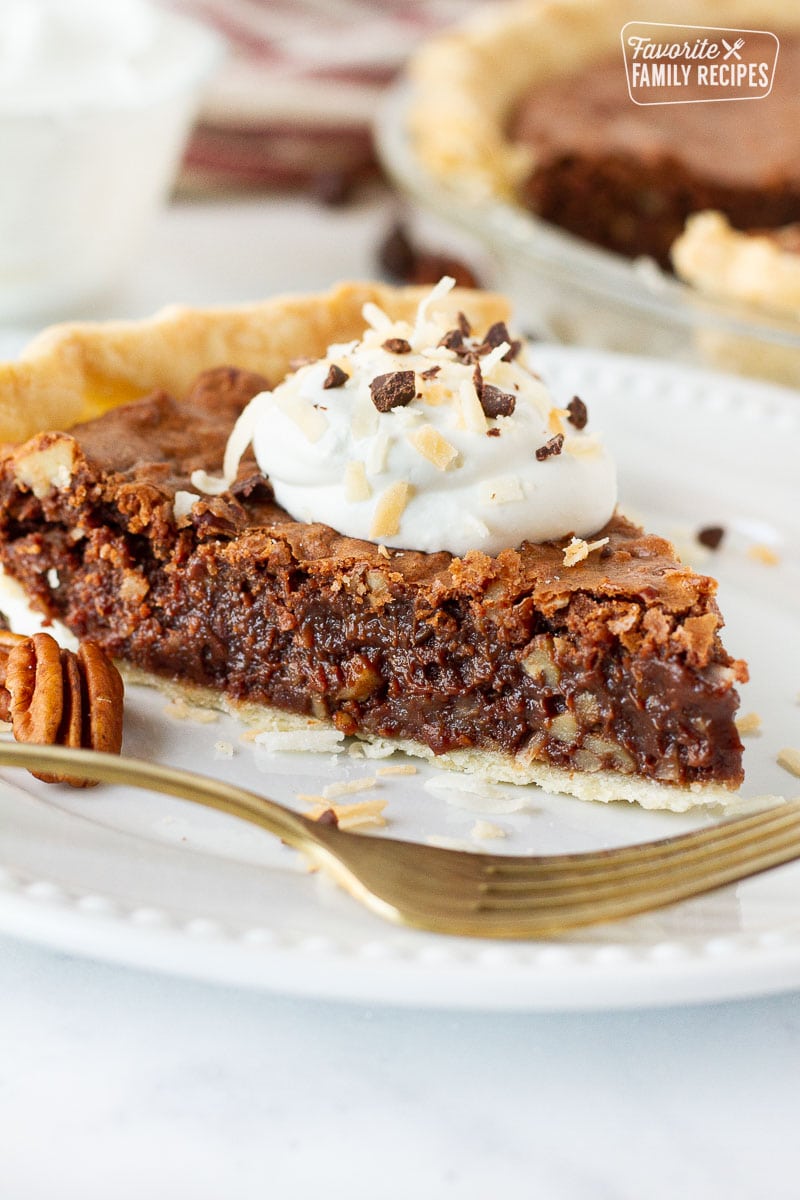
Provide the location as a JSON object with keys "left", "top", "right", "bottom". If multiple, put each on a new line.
{"left": 0, "top": 740, "right": 798, "bottom": 939}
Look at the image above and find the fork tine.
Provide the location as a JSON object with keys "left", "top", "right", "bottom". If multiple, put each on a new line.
{"left": 478, "top": 805, "right": 800, "bottom": 895}
{"left": 481, "top": 802, "right": 800, "bottom": 878}
{"left": 473, "top": 821, "right": 800, "bottom": 926}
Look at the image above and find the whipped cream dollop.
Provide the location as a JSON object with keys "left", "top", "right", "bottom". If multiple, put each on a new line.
{"left": 195, "top": 279, "right": 617, "bottom": 556}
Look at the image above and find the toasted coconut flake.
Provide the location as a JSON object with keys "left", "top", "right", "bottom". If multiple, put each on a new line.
{"left": 351, "top": 389, "right": 380, "bottom": 440}
{"left": 748, "top": 543, "right": 781, "bottom": 566}
{"left": 478, "top": 475, "right": 523, "bottom": 504}
{"left": 365, "top": 429, "right": 390, "bottom": 475}
{"left": 344, "top": 461, "right": 371, "bottom": 502}
{"left": 305, "top": 797, "right": 388, "bottom": 831}
{"left": 480, "top": 342, "right": 511, "bottom": 375}
{"left": 370, "top": 481, "right": 412, "bottom": 539}
{"left": 548, "top": 408, "right": 568, "bottom": 437}
{"left": 362, "top": 301, "right": 392, "bottom": 332}
{"left": 377, "top": 544, "right": 390, "bottom": 560}
{"left": 457, "top": 378, "right": 488, "bottom": 433}
{"left": 777, "top": 747, "right": 800, "bottom": 778}
{"left": 735, "top": 711, "right": 762, "bottom": 737}
{"left": 213, "top": 740, "right": 234, "bottom": 759}
{"left": 376, "top": 763, "right": 418, "bottom": 776}
{"left": 412, "top": 276, "right": 456, "bottom": 347}
{"left": 408, "top": 424, "right": 459, "bottom": 470}
{"left": 276, "top": 393, "right": 328, "bottom": 443}
{"left": 322, "top": 776, "right": 378, "bottom": 800}
{"left": 471, "top": 819, "right": 507, "bottom": 841}
{"left": 565, "top": 433, "right": 603, "bottom": 459}
{"left": 563, "top": 536, "right": 610, "bottom": 567}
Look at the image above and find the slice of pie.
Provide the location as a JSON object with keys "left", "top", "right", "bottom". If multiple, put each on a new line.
{"left": 0, "top": 281, "right": 747, "bottom": 812}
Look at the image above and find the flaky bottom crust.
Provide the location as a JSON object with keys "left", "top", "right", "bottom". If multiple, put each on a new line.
{"left": 120, "top": 665, "right": 736, "bottom": 814}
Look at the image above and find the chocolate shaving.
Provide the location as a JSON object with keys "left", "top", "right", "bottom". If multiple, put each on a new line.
{"left": 479, "top": 321, "right": 520, "bottom": 362}
{"left": 535, "top": 434, "right": 565, "bottom": 461}
{"left": 323, "top": 364, "right": 349, "bottom": 390}
{"left": 438, "top": 328, "right": 464, "bottom": 352}
{"left": 566, "top": 395, "right": 588, "bottom": 430}
{"left": 697, "top": 525, "right": 725, "bottom": 550}
{"left": 472, "top": 361, "right": 515, "bottom": 418}
{"left": 369, "top": 370, "right": 416, "bottom": 412}
{"left": 382, "top": 337, "right": 412, "bottom": 354}
{"left": 420, "top": 365, "right": 441, "bottom": 380}
{"left": 480, "top": 384, "right": 516, "bottom": 419}
{"left": 486, "top": 428, "right": 501, "bottom": 438}
{"left": 457, "top": 311, "right": 472, "bottom": 337}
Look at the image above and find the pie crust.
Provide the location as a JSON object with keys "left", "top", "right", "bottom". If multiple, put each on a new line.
{"left": 673, "top": 211, "right": 800, "bottom": 317}
{"left": 0, "top": 281, "right": 509, "bottom": 446}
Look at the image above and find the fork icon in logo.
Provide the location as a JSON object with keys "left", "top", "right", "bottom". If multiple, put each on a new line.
{"left": 722, "top": 37, "right": 745, "bottom": 59}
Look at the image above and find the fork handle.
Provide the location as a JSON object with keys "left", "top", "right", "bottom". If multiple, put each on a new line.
{"left": 0, "top": 740, "right": 317, "bottom": 849}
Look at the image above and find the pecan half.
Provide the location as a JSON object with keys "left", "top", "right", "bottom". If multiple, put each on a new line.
{"left": 4, "top": 632, "right": 124, "bottom": 787}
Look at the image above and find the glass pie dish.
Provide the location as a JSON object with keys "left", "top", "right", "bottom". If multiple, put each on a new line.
{"left": 376, "top": 79, "right": 800, "bottom": 390}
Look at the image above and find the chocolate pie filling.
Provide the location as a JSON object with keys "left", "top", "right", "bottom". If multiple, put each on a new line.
{"left": 0, "top": 367, "right": 746, "bottom": 789}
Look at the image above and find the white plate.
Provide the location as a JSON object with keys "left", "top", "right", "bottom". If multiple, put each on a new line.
{"left": 1, "top": 346, "right": 798, "bottom": 1011}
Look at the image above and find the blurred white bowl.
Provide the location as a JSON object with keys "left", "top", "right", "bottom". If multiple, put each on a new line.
{"left": 0, "top": 0, "right": 222, "bottom": 323}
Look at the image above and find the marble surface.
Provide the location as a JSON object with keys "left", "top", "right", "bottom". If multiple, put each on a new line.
{"left": 3, "top": 936, "right": 800, "bottom": 1199}
{"left": 2, "top": 190, "right": 800, "bottom": 1198}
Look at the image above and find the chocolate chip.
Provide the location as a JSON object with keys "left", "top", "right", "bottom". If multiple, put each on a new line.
{"left": 438, "top": 328, "right": 464, "bottom": 352}
{"left": 566, "top": 396, "right": 588, "bottom": 430}
{"left": 382, "top": 337, "right": 412, "bottom": 354}
{"left": 697, "top": 525, "right": 725, "bottom": 550}
{"left": 420, "top": 365, "right": 440, "bottom": 380}
{"left": 439, "top": 329, "right": 480, "bottom": 364}
{"left": 481, "top": 384, "right": 516, "bottom": 418}
{"left": 600, "top": 542, "right": 614, "bottom": 560}
{"left": 370, "top": 370, "right": 416, "bottom": 412}
{"left": 535, "top": 434, "right": 565, "bottom": 461}
{"left": 486, "top": 427, "right": 501, "bottom": 438}
{"left": 480, "top": 321, "right": 520, "bottom": 362}
{"left": 323, "top": 364, "right": 349, "bottom": 390}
